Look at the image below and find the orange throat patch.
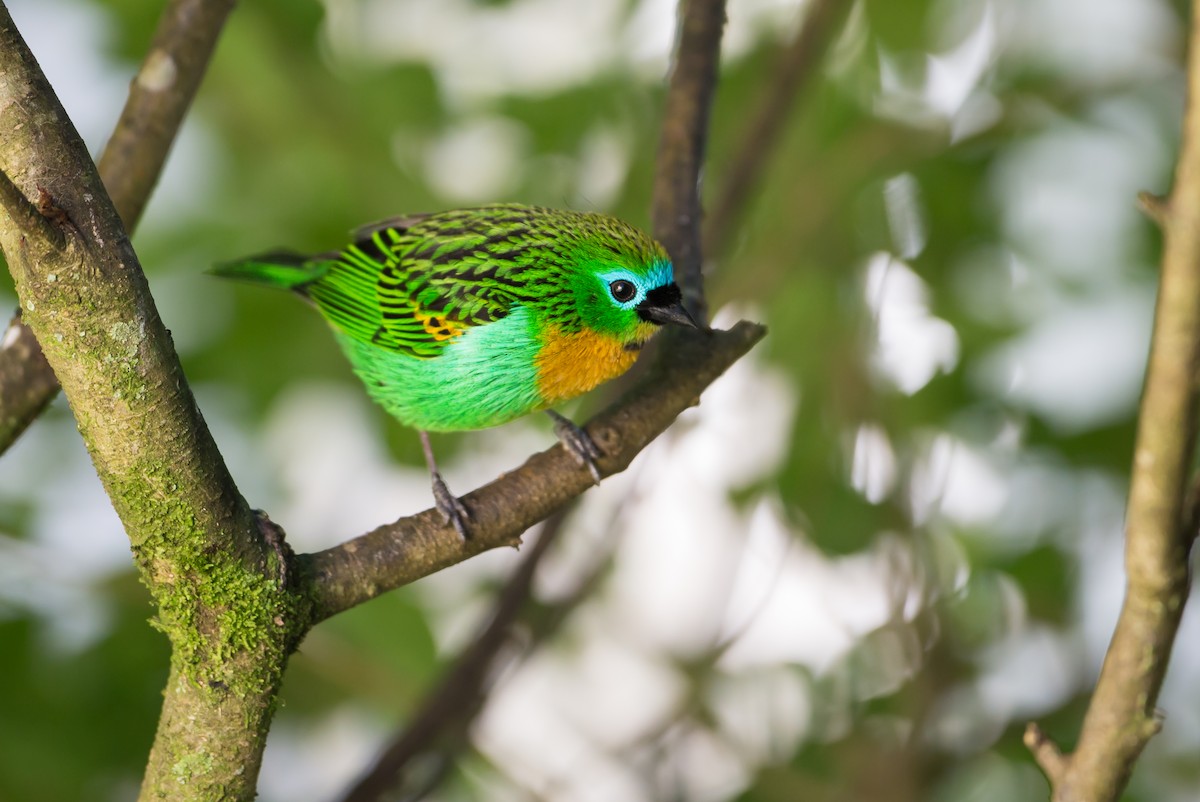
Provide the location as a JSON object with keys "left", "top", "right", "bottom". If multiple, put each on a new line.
{"left": 535, "top": 325, "right": 641, "bottom": 405}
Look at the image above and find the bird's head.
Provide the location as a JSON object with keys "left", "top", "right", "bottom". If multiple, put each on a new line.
{"left": 565, "top": 221, "right": 699, "bottom": 348}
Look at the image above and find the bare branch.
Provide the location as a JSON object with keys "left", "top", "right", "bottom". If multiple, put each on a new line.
{"left": 705, "top": 0, "right": 853, "bottom": 257}
{"left": 0, "top": 0, "right": 236, "bottom": 457}
{"left": 652, "top": 0, "right": 728, "bottom": 324}
{"left": 1026, "top": 8, "right": 1200, "bottom": 799}
{"left": 301, "top": 321, "right": 764, "bottom": 623}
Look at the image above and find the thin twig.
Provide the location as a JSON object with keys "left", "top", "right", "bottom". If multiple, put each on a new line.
{"left": 0, "top": 0, "right": 236, "bottom": 457}
{"left": 705, "top": 0, "right": 853, "bottom": 257}
{"left": 1024, "top": 722, "right": 1068, "bottom": 787}
{"left": 651, "top": 0, "right": 728, "bottom": 324}
{"left": 1025, "top": 7, "right": 1200, "bottom": 799}
{"left": 1136, "top": 190, "right": 1170, "bottom": 229}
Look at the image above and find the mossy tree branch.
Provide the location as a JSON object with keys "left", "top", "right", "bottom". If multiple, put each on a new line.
{"left": 1024, "top": 6, "right": 1200, "bottom": 799}
{"left": 0, "top": 0, "right": 237, "bottom": 455}
{"left": 0, "top": 5, "right": 295, "bottom": 800}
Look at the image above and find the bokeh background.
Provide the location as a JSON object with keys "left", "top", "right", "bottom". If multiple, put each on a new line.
{"left": 0, "top": 0, "right": 1195, "bottom": 800}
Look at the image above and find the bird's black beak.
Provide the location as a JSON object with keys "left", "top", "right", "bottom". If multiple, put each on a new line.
{"left": 637, "top": 283, "right": 701, "bottom": 329}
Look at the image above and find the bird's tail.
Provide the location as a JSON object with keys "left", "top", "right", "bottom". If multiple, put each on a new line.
{"left": 210, "top": 251, "right": 328, "bottom": 292}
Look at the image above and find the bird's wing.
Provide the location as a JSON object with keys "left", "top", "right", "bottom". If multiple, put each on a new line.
{"left": 306, "top": 215, "right": 526, "bottom": 359}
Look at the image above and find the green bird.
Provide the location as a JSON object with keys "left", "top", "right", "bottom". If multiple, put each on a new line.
{"left": 215, "top": 203, "right": 699, "bottom": 538}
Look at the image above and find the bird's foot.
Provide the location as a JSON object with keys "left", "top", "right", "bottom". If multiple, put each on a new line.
{"left": 254, "top": 509, "right": 292, "bottom": 588}
{"left": 548, "top": 410, "right": 603, "bottom": 485}
{"left": 431, "top": 472, "right": 471, "bottom": 540}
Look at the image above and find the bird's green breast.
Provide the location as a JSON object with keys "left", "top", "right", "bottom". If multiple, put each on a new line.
{"left": 334, "top": 305, "right": 546, "bottom": 432}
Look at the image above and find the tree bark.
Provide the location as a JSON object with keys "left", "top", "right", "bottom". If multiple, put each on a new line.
{"left": 0, "top": 5, "right": 295, "bottom": 799}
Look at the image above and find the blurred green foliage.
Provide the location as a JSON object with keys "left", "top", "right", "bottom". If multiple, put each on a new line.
{"left": 0, "top": 0, "right": 1193, "bottom": 800}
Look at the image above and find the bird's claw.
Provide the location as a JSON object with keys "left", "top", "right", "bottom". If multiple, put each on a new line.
{"left": 431, "top": 472, "right": 471, "bottom": 540}
{"left": 548, "top": 410, "right": 603, "bottom": 485}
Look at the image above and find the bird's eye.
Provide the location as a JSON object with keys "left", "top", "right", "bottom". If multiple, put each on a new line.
{"left": 609, "top": 279, "right": 637, "bottom": 303}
